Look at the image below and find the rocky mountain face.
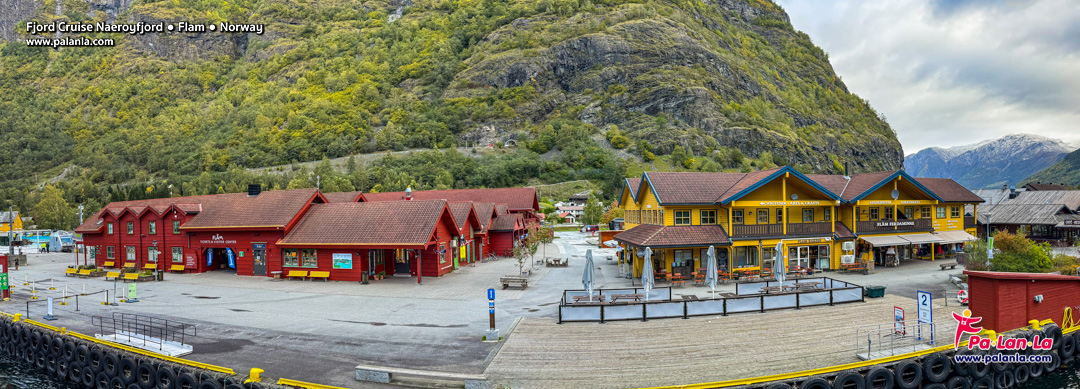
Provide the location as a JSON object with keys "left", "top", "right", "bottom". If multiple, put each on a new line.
{"left": 1025, "top": 147, "right": 1080, "bottom": 187}
{"left": 905, "top": 134, "right": 1073, "bottom": 189}
{"left": 0, "top": 0, "right": 904, "bottom": 195}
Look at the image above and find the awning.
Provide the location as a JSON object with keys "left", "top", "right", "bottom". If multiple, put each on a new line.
{"left": 900, "top": 233, "right": 946, "bottom": 245}
{"left": 934, "top": 230, "right": 977, "bottom": 244}
{"left": 860, "top": 235, "right": 910, "bottom": 247}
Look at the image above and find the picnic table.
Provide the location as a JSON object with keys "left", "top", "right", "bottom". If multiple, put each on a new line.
{"left": 680, "top": 295, "right": 700, "bottom": 301}
{"left": 572, "top": 295, "right": 607, "bottom": 303}
{"left": 611, "top": 294, "right": 643, "bottom": 302}
{"left": 759, "top": 286, "right": 782, "bottom": 294}
{"left": 793, "top": 282, "right": 822, "bottom": 290}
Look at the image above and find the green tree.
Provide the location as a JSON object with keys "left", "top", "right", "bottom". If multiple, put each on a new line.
{"left": 34, "top": 185, "right": 74, "bottom": 230}
{"left": 581, "top": 190, "right": 603, "bottom": 226}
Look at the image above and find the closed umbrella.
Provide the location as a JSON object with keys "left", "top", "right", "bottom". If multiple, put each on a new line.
{"left": 583, "top": 250, "right": 596, "bottom": 301}
{"left": 705, "top": 246, "right": 718, "bottom": 297}
{"left": 774, "top": 242, "right": 786, "bottom": 285}
{"left": 641, "top": 247, "right": 654, "bottom": 301}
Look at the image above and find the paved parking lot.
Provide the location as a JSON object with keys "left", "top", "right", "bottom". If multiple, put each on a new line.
{"left": 0, "top": 233, "right": 963, "bottom": 388}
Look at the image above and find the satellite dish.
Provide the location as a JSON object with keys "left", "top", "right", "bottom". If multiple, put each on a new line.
{"left": 790, "top": 194, "right": 799, "bottom": 200}
{"left": 891, "top": 190, "right": 899, "bottom": 200}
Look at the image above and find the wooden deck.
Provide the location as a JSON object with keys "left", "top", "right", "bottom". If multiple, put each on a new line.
{"left": 485, "top": 294, "right": 958, "bottom": 388}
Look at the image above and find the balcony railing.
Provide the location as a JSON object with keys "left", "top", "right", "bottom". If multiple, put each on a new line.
{"left": 964, "top": 216, "right": 976, "bottom": 229}
{"left": 731, "top": 222, "right": 833, "bottom": 238}
{"left": 855, "top": 218, "right": 932, "bottom": 233}
{"left": 732, "top": 223, "right": 783, "bottom": 237}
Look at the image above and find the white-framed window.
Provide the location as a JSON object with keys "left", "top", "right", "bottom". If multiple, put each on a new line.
{"left": 107, "top": 223, "right": 113, "bottom": 234}
{"left": 127, "top": 222, "right": 134, "bottom": 234}
{"left": 148, "top": 221, "right": 156, "bottom": 235}
{"left": 937, "top": 207, "right": 946, "bottom": 219}
{"left": 106, "top": 246, "right": 115, "bottom": 259}
{"left": 126, "top": 246, "right": 136, "bottom": 261}
{"left": 172, "top": 247, "right": 183, "bottom": 263}
{"left": 921, "top": 207, "right": 931, "bottom": 219}
{"left": 173, "top": 220, "right": 181, "bottom": 234}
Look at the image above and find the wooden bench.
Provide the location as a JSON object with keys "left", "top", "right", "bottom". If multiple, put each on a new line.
{"left": 309, "top": 271, "right": 330, "bottom": 282}
{"left": 64, "top": 268, "right": 77, "bottom": 277}
{"left": 76, "top": 269, "right": 92, "bottom": 278}
{"left": 939, "top": 262, "right": 958, "bottom": 270}
{"left": 123, "top": 263, "right": 136, "bottom": 269}
{"left": 286, "top": 270, "right": 308, "bottom": 280}
{"left": 103, "top": 261, "right": 115, "bottom": 268}
{"left": 105, "top": 272, "right": 121, "bottom": 281}
{"left": 169, "top": 265, "right": 185, "bottom": 273}
{"left": 500, "top": 276, "right": 528, "bottom": 289}
{"left": 122, "top": 273, "right": 140, "bottom": 282}
{"left": 144, "top": 263, "right": 157, "bottom": 270}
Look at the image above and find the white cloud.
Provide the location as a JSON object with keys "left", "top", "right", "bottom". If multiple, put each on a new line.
{"left": 775, "top": 0, "right": 1080, "bottom": 153}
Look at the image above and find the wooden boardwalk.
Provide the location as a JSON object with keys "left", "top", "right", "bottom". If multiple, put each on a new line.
{"left": 485, "top": 294, "right": 959, "bottom": 388}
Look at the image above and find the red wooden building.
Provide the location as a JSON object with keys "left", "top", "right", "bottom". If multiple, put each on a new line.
{"left": 965, "top": 270, "right": 1080, "bottom": 332}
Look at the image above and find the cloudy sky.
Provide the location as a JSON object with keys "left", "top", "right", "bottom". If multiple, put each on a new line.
{"left": 775, "top": 0, "right": 1080, "bottom": 154}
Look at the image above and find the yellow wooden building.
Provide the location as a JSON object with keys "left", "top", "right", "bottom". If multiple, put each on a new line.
{"left": 616, "top": 167, "right": 982, "bottom": 279}
{"left": 0, "top": 211, "right": 23, "bottom": 233}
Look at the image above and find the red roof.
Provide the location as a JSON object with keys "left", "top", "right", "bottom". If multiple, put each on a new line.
{"left": 447, "top": 202, "right": 483, "bottom": 232}
{"left": 716, "top": 167, "right": 785, "bottom": 202}
{"left": 495, "top": 204, "right": 510, "bottom": 215}
{"left": 623, "top": 178, "right": 641, "bottom": 201}
{"left": 363, "top": 188, "right": 538, "bottom": 211}
{"left": 279, "top": 200, "right": 455, "bottom": 247}
{"left": 642, "top": 172, "right": 748, "bottom": 204}
{"left": 322, "top": 191, "right": 366, "bottom": 203}
{"left": 964, "top": 270, "right": 1080, "bottom": 281}
{"left": 76, "top": 188, "right": 323, "bottom": 233}
{"left": 834, "top": 222, "right": 856, "bottom": 240}
{"left": 805, "top": 171, "right": 897, "bottom": 201}
{"left": 472, "top": 203, "right": 497, "bottom": 232}
{"left": 613, "top": 224, "right": 731, "bottom": 247}
{"left": 914, "top": 178, "right": 985, "bottom": 203}
{"left": 490, "top": 213, "right": 524, "bottom": 231}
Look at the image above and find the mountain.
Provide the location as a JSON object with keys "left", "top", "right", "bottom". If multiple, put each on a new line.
{"left": 904, "top": 134, "right": 1073, "bottom": 189}
{"left": 1025, "top": 147, "right": 1080, "bottom": 187}
{"left": 0, "top": 0, "right": 902, "bottom": 216}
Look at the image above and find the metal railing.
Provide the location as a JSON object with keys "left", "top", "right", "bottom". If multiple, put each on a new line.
{"left": 732, "top": 223, "right": 783, "bottom": 237}
{"left": 91, "top": 312, "right": 196, "bottom": 351}
{"left": 786, "top": 222, "right": 834, "bottom": 236}
{"left": 855, "top": 320, "right": 956, "bottom": 360}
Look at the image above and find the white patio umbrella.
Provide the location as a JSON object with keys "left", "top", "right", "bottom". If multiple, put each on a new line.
{"left": 705, "top": 246, "right": 718, "bottom": 297}
{"left": 774, "top": 241, "right": 786, "bottom": 285}
{"left": 641, "top": 247, "right": 654, "bottom": 301}
{"left": 583, "top": 249, "right": 596, "bottom": 301}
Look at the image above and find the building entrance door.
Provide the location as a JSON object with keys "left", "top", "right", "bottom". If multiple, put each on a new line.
{"left": 394, "top": 251, "right": 411, "bottom": 275}
{"left": 252, "top": 244, "right": 266, "bottom": 276}
{"left": 788, "top": 246, "right": 811, "bottom": 270}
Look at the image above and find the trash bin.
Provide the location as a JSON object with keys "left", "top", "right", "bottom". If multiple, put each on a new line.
{"left": 865, "top": 285, "right": 886, "bottom": 298}
{"left": 156, "top": 270, "right": 164, "bottom": 281}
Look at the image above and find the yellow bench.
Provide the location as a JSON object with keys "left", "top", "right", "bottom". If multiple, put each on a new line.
{"left": 77, "top": 269, "right": 92, "bottom": 278}
{"left": 103, "top": 261, "right": 115, "bottom": 268}
{"left": 144, "top": 263, "right": 157, "bottom": 270}
{"left": 285, "top": 270, "right": 308, "bottom": 280}
{"left": 122, "top": 273, "right": 140, "bottom": 282}
{"left": 65, "top": 268, "right": 77, "bottom": 277}
{"left": 170, "top": 265, "right": 185, "bottom": 273}
{"left": 105, "top": 272, "right": 120, "bottom": 281}
{"left": 123, "top": 263, "right": 136, "bottom": 268}
{"left": 308, "top": 271, "right": 330, "bottom": 282}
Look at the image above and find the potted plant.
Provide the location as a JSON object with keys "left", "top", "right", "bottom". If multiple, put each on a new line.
{"left": 376, "top": 271, "right": 385, "bottom": 280}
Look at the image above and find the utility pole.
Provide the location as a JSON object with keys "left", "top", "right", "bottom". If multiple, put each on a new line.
{"left": 77, "top": 204, "right": 84, "bottom": 267}
{"left": 7, "top": 206, "right": 13, "bottom": 256}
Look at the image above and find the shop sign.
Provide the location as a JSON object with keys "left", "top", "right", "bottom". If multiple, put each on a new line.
{"left": 184, "top": 253, "right": 196, "bottom": 267}
{"left": 796, "top": 237, "right": 830, "bottom": 244}
{"left": 756, "top": 201, "right": 822, "bottom": 206}
{"left": 332, "top": 253, "right": 353, "bottom": 269}
{"left": 876, "top": 221, "right": 915, "bottom": 227}
{"left": 199, "top": 234, "right": 237, "bottom": 245}
{"left": 1065, "top": 220, "right": 1080, "bottom": 226}
{"left": 866, "top": 200, "right": 893, "bottom": 205}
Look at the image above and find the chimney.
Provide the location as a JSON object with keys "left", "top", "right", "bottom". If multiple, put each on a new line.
{"left": 405, "top": 187, "right": 413, "bottom": 201}
{"left": 844, "top": 162, "right": 849, "bottom": 178}
{"left": 248, "top": 184, "right": 261, "bottom": 197}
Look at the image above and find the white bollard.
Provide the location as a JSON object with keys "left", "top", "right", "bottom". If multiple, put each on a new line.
{"left": 43, "top": 297, "right": 57, "bottom": 320}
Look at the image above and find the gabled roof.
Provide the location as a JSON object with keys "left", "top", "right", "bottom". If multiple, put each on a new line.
{"left": 472, "top": 202, "right": 497, "bottom": 232}
{"left": 622, "top": 178, "right": 641, "bottom": 203}
{"left": 717, "top": 166, "right": 840, "bottom": 204}
{"left": 1005, "top": 190, "right": 1080, "bottom": 212}
{"left": 322, "top": 191, "right": 366, "bottom": 203}
{"left": 0, "top": 211, "right": 18, "bottom": 224}
{"left": 977, "top": 203, "right": 1068, "bottom": 225}
{"left": 613, "top": 224, "right": 731, "bottom": 247}
{"left": 834, "top": 222, "right": 856, "bottom": 240}
{"left": 490, "top": 213, "right": 524, "bottom": 231}
{"left": 495, "top": 204, "right": 510, "bottom": 215}
{"left": 1023, "top": 182, "right": 1070, "bottom": 191}
{"left": 807, "top": 170, "right": 942, "bottom": 202}
{"left": 278, "top": 200, "right": 455, "bottom": 247}
{"left": 639, "top": 171, "right": 747, "bottom": 205}
{"left": 363, "top": 188, "right": 538, "bottom": 211}
{"left": 447, "top": 202, "right": 483, "bottom": 232}
{"left": 914, "top": 178, "right": 985, "bottom": 203}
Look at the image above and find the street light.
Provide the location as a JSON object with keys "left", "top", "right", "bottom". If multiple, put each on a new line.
{"left": 985, "top": 212, "right": 993, "bottom": 270}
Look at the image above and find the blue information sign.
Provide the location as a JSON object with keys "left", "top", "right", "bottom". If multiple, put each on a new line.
{"left": 489, "top": 309, "right": 495, "bottom": 314}
{"left": 487, "top": 288, "right": 495, "bottom": 300}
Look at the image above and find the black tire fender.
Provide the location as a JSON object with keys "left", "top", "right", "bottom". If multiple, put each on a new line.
{"left": 946, "top": 376, "right": 971, "bottom": 389}
{"left": 51, "top": 337, "right": 64, "bottom": 356}
{"left": 29, "top": 330, "right": 41, "bottom": 350}
{"left": 46, "top": 353, "right": 58, "bottom": 374}
{"left": 1045, "top": 352, "right": 1061, "bottom": 373}
{"left": 923, "top": 384, "right": 945, "bottom": 389}
{"left": 244, "top": 382, "right": 264, "bottom": 389}
{"left": 894, "top": 360, "right": 922, "bottom": 389}
{"left": 864, "top": 367, "right": 893, "bottom": 389}
{"left": 832, "top": 371, "right": 865, "bottom": 389}
{"left": 35, "top": 349, "right": 47, "bottom": 370}
{"left": 127, "top": 384, "right": 143, "bottom": 389}
{"left": 198, "top": 380, "right": 223, "bottom": 389}
{"left": 23, "top": 347, "right": 35, "bottom": 364}
{"left": 923, "top": 353, "right": 952, "bottom": 383}
{"left": 70, "top": 362, "right": 84, "bottom": 383}
{"left": 96, "top": 371, "right": 112, "bottom": 389}
{"left": 156, "top": 366, "right": 178, "bottom": 389}
{"left": 970, "top": 360, "right": 991, "bottom": 378}
{"left": 89, "top": 348, "right": 105, "bottom": 373}
{"left": 83, "top": 365, "right": 98, "bottom": 387}
{"left": 953, "top": 350, "right": 973, "bottom": 376}
{"left": 63, "top": 340, "right": 77, "bottom": 362}
{"left": 971, "top": 376, "right": 993, "bottom": 389}
{"left": 137, "top": 363, "right": 158, "bottom": 389}
{"left": 223, "top": 385, "right": 244, "bottom": 389}
{"left": 1012, "top": 364, "right": 1029, "bottom": 385}
{"left": 799, "top": 377, "right": 831, "bottom": 389}
{"left": 75, "top": 344, "right": 91, "bottom": 365}
{"left": 109, "top": 377, "right": 127, "bottom": 389}
{"left": 103, "top": 352, "right": 120, "bottom": 377}
{"left": 1057, "top": 332, "right": 1077, "bottom": 360}
{"left": 56, "top": 357, "right": 71, "bottom": 379}
{"left": 118, "top": 356, "right": 138, "bottom": 384}
{"left": 176, "top": 373, "right": 199, "bottom": 389}
{"left": 1043, "top": 324, "right": 1062, "bottom": 346}
{"left": 994, "top": 368, "right": 1015, "bottom": 388}
{"left": 1028, "top": 360, "right": 1043, "bottom": 378}
{"left": 989, "top": 361, "right": 1007, "bottom": 373}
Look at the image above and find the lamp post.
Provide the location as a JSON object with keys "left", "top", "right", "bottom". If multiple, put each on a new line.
{"left": 985, "top": 212, "right": 993, "bottom": 270}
